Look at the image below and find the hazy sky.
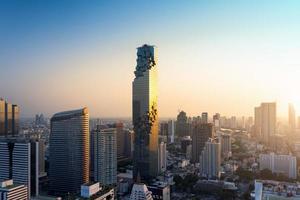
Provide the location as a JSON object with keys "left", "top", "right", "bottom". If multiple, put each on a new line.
{"left": 1, "top": 0, "right": 300, "bottom": 118}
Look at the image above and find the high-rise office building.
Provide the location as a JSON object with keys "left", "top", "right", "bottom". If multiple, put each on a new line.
{"left": 167, "top": 120, "right": 175, "bottom": 144}
{"left": 0, "top": 180, "right": 28, "bottom": 200}
{"left": 0, "top": 138, "right": 40, "bottom": 198}
{"left": 201, "top": 112, "right": 208, "bottom": 124}
{"left": 259, "top": 103, "right": 276, "bottom": 144}
{"left": 217, "top": 132, "right": 231, "bottom": 159}
{"left": 116, "top": 122, "right": 126, "bottom": 160}
{"left": 254, "top": 103, "right": 276, "bottom": 144}
{"left": 176, "top": 111, "right": 189, "bottom": 137}
{"left": 38, "top": 139, "right": 46, "bottom": 176}
{"left": 158, "top": 142, "right": 167, "bottom": 174}
{"left": 132, "top": 44, "right": 159, "bottom": 181}
{"left": 159, "top": 122, "right": 169, "bottom": 144}
{"left": 93, "top": 128, "right": 117, "bottom": 186}
{"left": 49, "top": 108, "right": 89, "bottom": 195}
{"left": 0, "top": 100, "right": 5, "bottom": 136}
{"left": 191, "top": 123, "right": 214, "bottom": 163}
{"left": 0, "top": 99, "right": 19, "bottom": 136}
{"left": 289, "top": 103, "right": 296, "bottom": 130}
{"left": 254, "top": 106, "right": 262, "bottom": 138}
{"left": 124, "top": 129, "right": 134, "bottom": 159}
{"left": 11, "top": 104, "right": 19, "bottom": 135}
{"left": 199, "top": 138, "right": 221, "bottom": 179}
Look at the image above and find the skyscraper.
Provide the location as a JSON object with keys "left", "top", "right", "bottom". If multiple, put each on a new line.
{"left": 167, "top": 120, "right": 175, "bottom": 144}
{"left": 289, "top": 103, "right": 296, "bottom": 131}
{"left": 0, "top": 100, "right": 5, "bottom": 136}
{"left": 0, "top": 138, "right": 40, "bottom": 198}
{"left": 11, "top": 104, "right": 19, "bottom": 136}
{"left": 0, "top": 99, "right": 19, "bottom": 136}
{"left": 254, "top": 106, "right": 262, "bottom": 138}
{"left": 217, "top": 132, "right": 231, "bottom": 159}
{"left": 158, "top": 142, "right": 167, "bottom": 174}
{"left": 132, "top": 44, "right": 159, "bottom": 181}
{"left": 116, "top": 122, "right": 125, "bottom": 159}
{"left": 261, "top": 103, "right": 276, "bottom": 144}
{"left": 176, "top": 111, "right": 189, "bottom": 137}
{"left": 254, "top": 103, "right": 276, "bottom": 144}
{"left": 192, "top": 123, "right": 214, "bottom": 163}
{"left": 49, "top": 108, "right": 89, "bottom": 195}
{"left": 199, "top": 138, "right": 221, "bottom": 179}
{"left": 93, "top": 128, "right": 117, "bottom": 186}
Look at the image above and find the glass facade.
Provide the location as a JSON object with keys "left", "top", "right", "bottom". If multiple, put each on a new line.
{"left": 132, "top": 44, "right": 159, "bottom": 181}
{"left": 49, "top": 108, "right": 89, "bottom": 195}
{"left": 0, "top": 100, "right": 19, "bottom": 136}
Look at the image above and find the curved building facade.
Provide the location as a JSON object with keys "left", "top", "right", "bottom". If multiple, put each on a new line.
{"left": 132, "top": 44, "right": 159, "bottom": 181}
{"left": 49, "top": 108, "right": 89, "bottom": 195}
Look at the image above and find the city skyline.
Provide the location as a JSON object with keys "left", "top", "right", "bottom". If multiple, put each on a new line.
{"left": 2, "top": 1, "right": 300, "bottom": 118}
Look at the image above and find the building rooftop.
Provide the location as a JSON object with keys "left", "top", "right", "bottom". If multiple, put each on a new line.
{"left": 51, "top": 107, "right": 88, "bottom": 121}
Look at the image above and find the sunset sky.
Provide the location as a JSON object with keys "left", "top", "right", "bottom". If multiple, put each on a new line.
{"left": 1, "top": 0, "right": 300, "bottom": 118}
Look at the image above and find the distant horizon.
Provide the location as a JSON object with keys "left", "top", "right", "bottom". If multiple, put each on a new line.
{"left": 2, "top": 1, "right": 300, "bottom": 119}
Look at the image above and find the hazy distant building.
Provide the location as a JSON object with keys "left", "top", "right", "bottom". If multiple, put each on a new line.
{"left": 0, "top": 99, "right": 19, "bottom": 136}
{"left": 200, "top": 138, "right": 221, "bottom": 179}
{"left": 213, "top": 113, "right": 220, "bottom": 130}
{"left": 93, "top": 128, "right": 117, "bottom": 186}
{"left": 0, "top": 180, "right": 28, "bottom": 200}
{"left": 259, "top": 153, "right": 297, "bottom": 179}
{"left": 261, "top": 103, "right": 276, "bottom": 144}
{"left": 49, "top": 108, "right": 89, "bottom": 195}
{"left": 254, "top": 103, "right": 276, "bottom": 144}
{"left": 201, "top": 112, "right": 208, "bottom": 124}
{"left": 0, "top": 138, "right": 40, "bottom": 198}
{"left": 176, "top": 111, "right": 189, "bottom": 137}
{"left": 192, "top": 123, "right": 213, "bottom": 163}
{"left": 132, "top": 44, "right": 159, "bottom": 181}
{"left": 289, "top": 103, "right": 296, "bottom": 131}
{"left": 254, "top": 106, "right": 262, "bottom": 138}
{"left": 218, "top": 132, "right": 231, "bottom": 159}
{"left": 158, "top": 142, "right": 167, "bottom": 173}
{"left": 35, "top": 113, "right": 46, "bottom": 126}
{"left": 230, "top": 116, "right": 237, "bottom": 129}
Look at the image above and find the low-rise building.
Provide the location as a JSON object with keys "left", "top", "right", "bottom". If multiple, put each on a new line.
{"left": 77, "top": 182, "right": 114, "bottom": 200}
{"left": 253, "top": 179, "right": 300, "bottom": 200}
